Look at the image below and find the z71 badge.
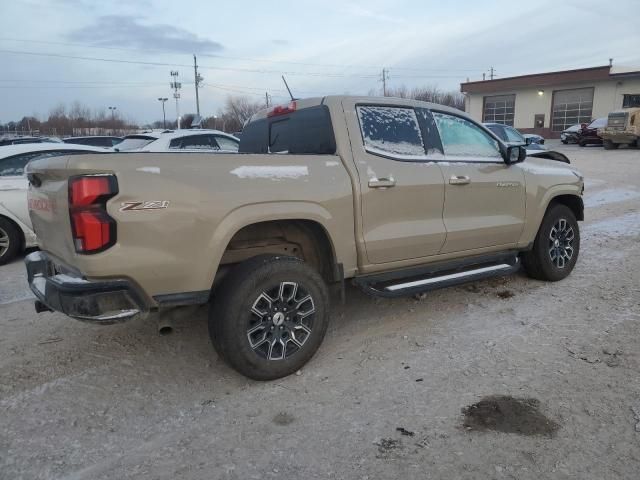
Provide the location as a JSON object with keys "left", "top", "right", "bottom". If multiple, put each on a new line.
{"left": 120, "top": 200, "right": 170, "bottom": 212}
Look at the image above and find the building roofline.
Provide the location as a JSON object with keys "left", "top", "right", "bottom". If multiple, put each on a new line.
{"left": 460, "top": 65, "right": 640, "bottom": 94}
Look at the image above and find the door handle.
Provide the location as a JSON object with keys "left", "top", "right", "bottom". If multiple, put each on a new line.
{"left": 449, "top": 175, "right": 471, "bottom": 185}
{"left": 368, "top": 177, "right": 396, "bottom": 189}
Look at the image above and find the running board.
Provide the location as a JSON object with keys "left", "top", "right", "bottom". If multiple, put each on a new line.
{"left": 353, "top": 253, "right": 520, "bottom": 298}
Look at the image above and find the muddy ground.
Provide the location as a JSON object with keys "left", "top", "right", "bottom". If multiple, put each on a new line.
{"left": 1, "top": 142, "right": 639, "bottom": 479}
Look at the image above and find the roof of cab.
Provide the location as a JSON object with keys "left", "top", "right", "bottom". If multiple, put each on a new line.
{"left": 249, "top": 95, "right": 469, "bottom": 122}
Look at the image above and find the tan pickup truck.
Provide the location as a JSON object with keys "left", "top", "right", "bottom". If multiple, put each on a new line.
{"left": 25, "top": 96, "right": 584, "bottom": 380}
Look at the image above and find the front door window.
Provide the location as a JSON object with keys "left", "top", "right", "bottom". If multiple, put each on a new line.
{"left": 432, "top": 112, "right": 502, "bottom": 160}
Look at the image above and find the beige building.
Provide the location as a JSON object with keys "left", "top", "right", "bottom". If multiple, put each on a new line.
{"left": 460, "top": 65, "right": 640, "bottom": 138}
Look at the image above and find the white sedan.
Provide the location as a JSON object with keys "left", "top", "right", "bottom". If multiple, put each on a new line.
{"left": 0, "top": 143, "right": 107, "bottom": 265}
{"left": 114, "top": 129, "right": 240, "bottom": 153}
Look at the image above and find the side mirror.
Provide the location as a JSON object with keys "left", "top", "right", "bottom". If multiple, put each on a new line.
{"left": 505, "top": 145, "right": 526, "bottom": 164}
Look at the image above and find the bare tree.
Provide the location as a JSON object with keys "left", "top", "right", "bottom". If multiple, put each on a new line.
{"left": 211, "top": 95, "right": 264, "bottom": 132}
{"left": 371, "top": 85, "right": 465, "bottom": 111}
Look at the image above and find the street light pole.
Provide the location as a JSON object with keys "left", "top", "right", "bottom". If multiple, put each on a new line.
{"left": 158, "top": 97, "right": 168, "bottom": 129}
{"left": 108, "top": 106, "right": 117, "bottom": 133}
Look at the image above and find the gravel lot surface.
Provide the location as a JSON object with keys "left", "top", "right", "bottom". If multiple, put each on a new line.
{"left": 1, "top": 142, "right": 639, "bottom": 479}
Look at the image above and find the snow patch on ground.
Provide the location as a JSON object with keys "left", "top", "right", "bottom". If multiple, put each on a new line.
{"left": 584, "top": 189, "right": 640, "bottom": 208}
{"left": 585, "top": 211, "right": 640, "bottom": 237}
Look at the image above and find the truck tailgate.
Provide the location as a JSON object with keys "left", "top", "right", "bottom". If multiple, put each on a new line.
{"left": 27, "top": 154, "right": 111, "bottom": 267}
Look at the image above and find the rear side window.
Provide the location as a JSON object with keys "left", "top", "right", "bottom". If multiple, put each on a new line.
{"left": 239, "top": 105, "right": 336, "bottom": 155}
{"left": 357, "top": 106, "right": 425, "bottom": 157}
{"left": 589, "top": 118, "right": 607, "bottom": 129}
{"left": 215, "top": 135, "right": 239, "bottom": 152}
{"left": 116, "top": 136, "right": 156, "bottom": 151}
{"left": 171, "top": 134, "right": 218, "bottom": 150}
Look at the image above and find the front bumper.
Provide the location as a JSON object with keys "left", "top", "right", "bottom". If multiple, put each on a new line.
{"left": 25, "top": 251, "right": 148, "bottom": 324}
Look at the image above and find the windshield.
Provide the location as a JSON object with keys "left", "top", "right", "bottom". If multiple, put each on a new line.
{"left": 504, "top": 126, "right": 525, "bottom": 143}
{"left": 115, "top": 136, "right": 156, "bottom": 151}
{"left": 588, "top": 118, "right": 607, "bottom": 129}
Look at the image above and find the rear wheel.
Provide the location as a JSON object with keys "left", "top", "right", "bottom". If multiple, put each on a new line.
{"left": 522, "top": 204, "right": 580, "bottom": 282}
{"left": 209, "top": 255, "right": 330, "bottom": 380}
{"left": 578, "top": 139, "right": 587, "bottom": 147}
{"left": 603, "top": 139, "right": 619, "bottom": 150}
{"left": 0, "top": 217, "right": 22, "bottom": 266}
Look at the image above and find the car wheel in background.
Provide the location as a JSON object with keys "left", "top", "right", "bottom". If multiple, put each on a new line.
{"left": 209, "top": 254, "right": 330, "bottom": 380}
{"left": 0, "top": 217, "right": 22, "bottom": 266}
{"left": 603, "top": 140, "right": 619, "bottom": 150}
{"left": 578, "top": 139, "right": 587, "bottom": 147}
{"left": 522, "top": 204, "right": 580, "bottom": 282}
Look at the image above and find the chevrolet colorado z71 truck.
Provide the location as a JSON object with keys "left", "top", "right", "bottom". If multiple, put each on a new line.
{"left": 25, "top": 96, "right": 584, "bottom": 380}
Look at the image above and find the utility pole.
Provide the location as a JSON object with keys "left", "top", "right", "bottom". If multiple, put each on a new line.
{"left": 170, "top": 71, "right": 182, "bottom": 128}
{"left": 265, "top": 92, "right": 270, "bottom": 107}
{"left": 489, "top": 67, "right": 495, "bottom": 80}
{"left": 381, "top": 68, "right": 389, "bottom": 96}
{"left": 483, "top": 72, "right": 486, "bottom": 81}
{"left": 158, "top": 97, "right": 168, "bottom": 129}
{"left": 193, "top": 55, "right": 203, "bottom": 116}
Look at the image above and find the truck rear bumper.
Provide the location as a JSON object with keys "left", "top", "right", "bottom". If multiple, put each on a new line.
{"left": 25, "top": 251, "right": 148, "bottom": 324}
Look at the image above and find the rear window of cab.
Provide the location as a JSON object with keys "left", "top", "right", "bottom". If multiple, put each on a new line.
{"left": 239, "top": 105, "right": 336, "bottom": 155}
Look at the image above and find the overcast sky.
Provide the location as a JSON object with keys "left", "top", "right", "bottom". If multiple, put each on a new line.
{"left": 1, "top": 0, "right": 639, "bottom": 124}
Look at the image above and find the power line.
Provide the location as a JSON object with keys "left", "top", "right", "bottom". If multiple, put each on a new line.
{"left": 0, "top": 48, "right": 479, "bottom": 80}
{"left": 0, "top": 37, "right": 484, "bottom": 73}
{"left": 0, "top": 49, "right": 386, "bottom": 78}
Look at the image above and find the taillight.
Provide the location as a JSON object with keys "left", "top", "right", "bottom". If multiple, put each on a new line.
{"left": 267, "top": 101, "right": 297, "bottom": 117}
{"left": 68, "top": 175, "right": 118, "bottom": 254}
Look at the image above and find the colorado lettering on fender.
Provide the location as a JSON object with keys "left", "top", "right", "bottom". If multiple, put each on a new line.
{"left": 119, "top": 200, "right": 170, "bottom": 212}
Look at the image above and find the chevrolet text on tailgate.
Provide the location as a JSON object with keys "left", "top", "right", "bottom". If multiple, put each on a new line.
{"left": 26, "top": 96, "right": 584, "bottom": 380}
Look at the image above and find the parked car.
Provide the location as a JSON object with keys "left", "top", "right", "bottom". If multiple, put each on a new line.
{"left": 26, "top": 96, "right": 584, "bottom": 380}
{"left": 63, "top": 136, "right": 123, "bottom": 148}
{"left": 483, "top": 123, "right": 547, "bottom": 153}
{"left": 114, "top": 130, "right": 239, "bottom": 153}
{"left": 0, "top": 143, "right": 106, "bottom": 265}
{"left": 523, "top": 133, "right": 545, "bottom": 145}
{"left": 0, "top": 136, "right": 61, "bottom": 147}
{"left": 561, "top": 124, "right": 582, "bottom": 144}
{"left": 600, "top": 108, "right": 640, "bottom": 149}
{"left": 577, "top": 117, "right": 607, "bottom": 146}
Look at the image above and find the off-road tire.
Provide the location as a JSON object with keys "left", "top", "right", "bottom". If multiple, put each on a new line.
{"left": 209, "top": 255, "right": 330, "bottom": 380}
{"left": 522, "top": 204, "right": 580, "bottom": 282}
{"left": 603, "top": 139, "right": 618, "bottom": 150}
{"left": 0, "top": 217, "right": 22, "bottom": 266}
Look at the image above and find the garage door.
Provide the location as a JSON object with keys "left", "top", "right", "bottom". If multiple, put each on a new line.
{"left": 551, "top": 88, "right": 594, "bottom": 132}
{"left": 483, "top": 95, "right": 515, "bottom": 126}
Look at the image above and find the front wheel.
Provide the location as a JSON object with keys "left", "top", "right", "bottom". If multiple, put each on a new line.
{"left": 522, "top": 204, "right": 580, "bottom": 282}
{"left": 603, "top": 139, "right": 618, "bottom": 150}
{"left": 0, "top": 217, "right": 22, "bottom": 266}
{"left": 209, "top": 255, "right": 330, "bottom": 380}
